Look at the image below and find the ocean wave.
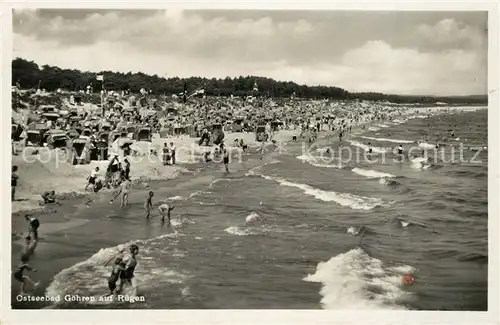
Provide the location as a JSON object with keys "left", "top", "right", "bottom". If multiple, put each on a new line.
{"left": 474, "top": 171, "right": 488, "bottom": 178}
{"left": 208, "top": 178, "right": 241, "bottom": 189}
{"left": 224, "top": 226, "right": 257, "bottom": 236}
{"left": 257, "top": 174, "right": 386, "bottom": 210}
{"left": 245, "top": 211, "right": 262, "bottom": 224}
{"left": 188, "top": 190, "right": 210, "bottom": 199}
{"left": 418, "top": 142, "right": 436, "bottom": 149}
{"left": 347, "top": 140, "right": 386, "bottom": 153}
{"left": 368, "top": 127, "right": 380, "bottom": 132}
{"left": 377, "top": 124, "right": 390, "bottom": 128}
{"left": 303, "top": 248, "right": 413, "bottom": 309}
{"left": 360, "top": 136, "right": 414, "bottom": 144}
{"left": 426, "top": 248, "right": 487, "bottom": 264}
{"left": 352, "top": 168, "right": 396, "bottom": 179}
{"left": 347, "top": 226, "right": 366, "bottom": 236}
{"left": 224, "top": 224, "right": 272, "bottom": 236}
{"left": 244, "top": 159, "right": 281, "bottom": 177}
{"left": 225, "top": 212, "right": 269, "bottom": 236}
{"left": 296, "top": 155, "right": 341, "bottom": 169}
{"left": 167, "top": 196, "right": 187, "bottom": 201}
{"left": 458, "top": 252, "right": 488, "bottom": 264}
{"left": 379, "top": 178, "right": 410, "bottom": 193}
{"left": 170, "top": 217, "right": 195, "bottom": 228}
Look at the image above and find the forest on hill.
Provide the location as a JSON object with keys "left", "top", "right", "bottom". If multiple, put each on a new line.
{"left": 12, "top": 58, "right": 487, "bottom": 105}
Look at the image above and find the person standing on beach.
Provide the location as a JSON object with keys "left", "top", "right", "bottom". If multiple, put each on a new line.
{"left": 162, "top": 143, "right": 170, "bottom": 166}
{"left": 105, "top": 156, "right": 118, "bottom": 188}
{"left": 144, "top": 191, "right": 154, "bottom": 219}
{"left": 12, "top": 165, "right": 19, "bottom": 201}
{"left": 240, "top": 139, "right": 248, "bottom": 154}
{"left": 169, "top": 142, "right": 176, "bottom": 165}
{"left": 13, "top": 255, "right": 39, "bottom": 295}
{"left": 25, "top": 214, "right": 40, "bottom": 241}
{"left": 123, "top": 159, "right": 131, "bottom": 180}
{"left": 85, "top": 167, "right": 100, "bottom": 191}
{"left": 223, "top": 148, "right": 230, "bottom": 173}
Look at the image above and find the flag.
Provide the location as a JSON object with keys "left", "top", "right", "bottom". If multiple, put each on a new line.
{"left": 96, "top": 75, "right": 104, "bottom": 81}
{"left": 188, "top": 89, "right": 205, "bottom": 98}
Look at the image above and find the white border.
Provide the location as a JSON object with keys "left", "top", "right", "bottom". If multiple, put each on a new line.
{"left": 1, "top": 1, "right": 499, "bottom": 324}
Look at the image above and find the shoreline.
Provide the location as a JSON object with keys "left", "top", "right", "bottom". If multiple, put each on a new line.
{"left": 11, "top": 104, "right": 480, "bottom": 217}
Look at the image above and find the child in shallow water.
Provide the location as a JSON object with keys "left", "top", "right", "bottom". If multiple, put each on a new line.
{"left": 13, "top": 254, "right": 39, "bottom": 295}
{"left": 106, "top": 257, "right": 126, "bottom": 296}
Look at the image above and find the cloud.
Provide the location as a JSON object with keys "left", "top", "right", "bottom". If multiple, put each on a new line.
{"left": 335, "top": 40, "right": 486, "bottom": 95}
{"left": 13, "top": 10, "right": 487, "bottom": 96}
{"left": 416, "top": 18, "right": 486, "bottom": 49}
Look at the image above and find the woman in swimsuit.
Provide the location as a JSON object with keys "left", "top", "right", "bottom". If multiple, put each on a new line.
{"left": 117, "top": 244, "right": 139, "bottom": 295}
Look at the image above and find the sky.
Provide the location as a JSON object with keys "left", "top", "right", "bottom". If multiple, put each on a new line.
{"left": 12, "top": 9, "right": 488, "bottom": 96}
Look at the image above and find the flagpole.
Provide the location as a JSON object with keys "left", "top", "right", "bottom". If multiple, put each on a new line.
{"left": 100, "top": 75, "right": 105, "bottom": 117}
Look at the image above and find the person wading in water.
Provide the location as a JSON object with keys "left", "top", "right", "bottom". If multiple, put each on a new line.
{"left": 116, "top": 244, "right": 140, "bottom": 295}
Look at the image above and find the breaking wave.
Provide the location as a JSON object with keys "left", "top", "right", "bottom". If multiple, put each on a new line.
{"left": 304, "top": 248, "right": 414, "bottom": 309}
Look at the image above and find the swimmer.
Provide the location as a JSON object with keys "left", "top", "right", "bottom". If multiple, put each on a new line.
{"left": 368, "top": 142, "right": 373, "bottom": 154}
{"left": 13, "top": 255, "right": 39, "bottom": 295}
{"left": 41, "top": 190, "right": 56, "bottom": 204}
{"left": 106, "top": 257, "right": 126, "bottom": 297}
{"left": 25, "top": 214, "right": 40, "bottom": 241}
{"left": 144, "top": 191, "right": 154, "bottom": 219}
{"left": 110, "top": 177, "right": 131, "bottom": 207}
{"left": 158, "top": 203, "right": 175, "bottom": 223}
{"left": 397, "top": 144, "right": 404, "bottom": 156}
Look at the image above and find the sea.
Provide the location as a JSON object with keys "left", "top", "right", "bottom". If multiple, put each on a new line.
{"left": 11, "top": 108, "right": 488, "bottom": 310}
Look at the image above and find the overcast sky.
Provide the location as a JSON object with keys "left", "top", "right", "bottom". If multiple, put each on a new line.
{"left": 13, "top": 9, "right": 487, "bottom": 96}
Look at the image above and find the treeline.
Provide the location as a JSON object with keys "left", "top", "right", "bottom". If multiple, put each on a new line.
{"left": 12, "top": 58, "right": 487, "bottom": 104}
